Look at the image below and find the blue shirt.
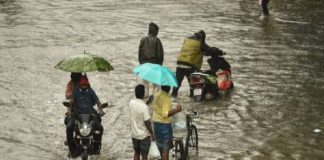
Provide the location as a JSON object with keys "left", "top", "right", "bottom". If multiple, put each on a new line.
{"left": 73, "top": 87, "right": 99, "bottom": 114}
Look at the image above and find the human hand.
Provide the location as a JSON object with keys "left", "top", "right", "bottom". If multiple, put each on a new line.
{"left": 150, "top": 135, "right": 155, "bottom": 142}
{"left": 65, "top": 111, "right": 71, "bottom": 116}
{"left": 99, "top": 109, "right": 105, "bottom": 116}
{"left": 176, "top": 104, "right": 182, "bottom": 112}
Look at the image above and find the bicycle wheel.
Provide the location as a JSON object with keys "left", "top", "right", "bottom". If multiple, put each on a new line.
{"left": 189, "top": 125, "right": 198, "bottom": 151}
{"left": 174, "top": 140, "right": 185, "bottom": 160}
{"left": 184, "top": 136, "right": 189, "bottom": 159}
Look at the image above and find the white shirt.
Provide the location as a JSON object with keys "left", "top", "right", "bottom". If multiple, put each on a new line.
{"left": 129, "top": 98, "right": 151, "bottom": 140}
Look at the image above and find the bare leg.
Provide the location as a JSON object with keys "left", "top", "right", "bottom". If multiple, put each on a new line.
{"left": 262, "top": 0, "right": 270, "bottom": 16}
{"left": 141, "top": 151, "right": 149, "bottom": 160}
{"left": 160, "top": 150, "right": 169, "bottom": 160}
{"left": 134, "top": 151, "right": 140, "bottom": 160}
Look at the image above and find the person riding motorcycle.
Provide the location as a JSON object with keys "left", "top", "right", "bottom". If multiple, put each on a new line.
{"left": 66, "top": 76, "right": 105, "bottom": 158}
{"left": 206, "top": 47, "right": 233, "bottom": 90}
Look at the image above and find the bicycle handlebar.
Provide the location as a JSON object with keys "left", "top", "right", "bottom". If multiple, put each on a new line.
{"left": 186, "top": 110, "right": 199, "bottom": 118}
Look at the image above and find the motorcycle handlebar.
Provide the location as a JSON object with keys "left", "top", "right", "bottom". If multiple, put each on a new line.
{"left": 69, "top": 113, "right": 98, "bottom": 116}
{"left": 63, "top": 101, "right": 70, "bottom": 107}
{"left": 62, "top": 102, "right": 109, "bottom": 108}
{"left": 67, "top": 113, "right": 105, "bottom": 118}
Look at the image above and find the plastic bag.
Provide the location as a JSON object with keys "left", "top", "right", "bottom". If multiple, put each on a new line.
{"left": 216, "top": 69, "right": 232, "bottom": 90}
{"left": 172, "top": 110, "right": 187, "bottom": 138}
{"left": 172, "top": 101, "right": 187, "bottom": 138}
{"left": 148, "top": 141, "right": 160, "bottom": 159}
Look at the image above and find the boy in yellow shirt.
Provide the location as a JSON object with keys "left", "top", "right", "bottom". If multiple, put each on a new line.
{"left": 152, "top": 86, "right": 182, "bottom": 160}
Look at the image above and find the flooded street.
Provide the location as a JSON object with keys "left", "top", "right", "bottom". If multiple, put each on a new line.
{"left": 1, "top": 0, "right": 324, "bottom": 159}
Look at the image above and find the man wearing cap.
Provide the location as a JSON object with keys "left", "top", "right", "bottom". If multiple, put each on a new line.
{"left": 66, "top": 76, "right": 105, "bottom": 157}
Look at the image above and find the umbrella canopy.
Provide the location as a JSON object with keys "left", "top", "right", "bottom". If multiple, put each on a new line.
{"left": 133, "top": 63, "right": 178, "bottom": 87}
{"left": 54, "top": 53, "right": 114, "bottom": 72}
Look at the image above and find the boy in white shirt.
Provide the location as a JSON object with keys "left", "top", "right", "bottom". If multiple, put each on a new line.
{"left": 129, "top": 84, "right": 155, "bottom": 160}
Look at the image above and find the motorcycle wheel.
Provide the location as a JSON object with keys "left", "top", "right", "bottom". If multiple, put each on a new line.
{"left": 81, "top": 151, "right": 88, "bottom": 160}
{"left": 193, "top": 95, "right": 204, "bottom": 102}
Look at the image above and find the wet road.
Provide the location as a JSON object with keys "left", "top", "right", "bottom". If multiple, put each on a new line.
{"left": 0, "top": 0, "right": 324, "bottom": 159}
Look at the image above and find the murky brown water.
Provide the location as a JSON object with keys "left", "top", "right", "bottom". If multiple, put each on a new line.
{"left": 1, "top": 0, "right": 324, "bottom": 160}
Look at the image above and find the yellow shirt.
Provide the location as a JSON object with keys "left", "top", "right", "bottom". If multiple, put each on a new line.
{"left": 152, "top": 91, "right": 172, "bottom": 123}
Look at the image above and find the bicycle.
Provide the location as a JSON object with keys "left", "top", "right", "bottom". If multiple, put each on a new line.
{"left": 172, "top": 111, "right": 199, "bottom": 160}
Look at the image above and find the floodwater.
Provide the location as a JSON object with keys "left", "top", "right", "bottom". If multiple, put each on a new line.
{"left": 0, "top": 0, "right": 324, "bottom": 159}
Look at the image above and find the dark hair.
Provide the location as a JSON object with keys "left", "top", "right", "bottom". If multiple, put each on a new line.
{"left": 70, "top": 72, "right": 82, "bottom": 82}
{"left": 193, "top": 30, "right": 206, "bottom": 42}
{"left": 135, "top": 84, "right": 145, "bottom": 99}
{"left": 161, "top": 86, "right": 171, "bottom": 93}
{"left": 197, "top": 30, "right": 206, "bottom": 40}
{"left": 149, "top": 22, "right": 159, "bottom": 36}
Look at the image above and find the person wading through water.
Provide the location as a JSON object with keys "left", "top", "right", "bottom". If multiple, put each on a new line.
{"left": 171, "top": 30, "right": 210, "bottom": 98}
{"left": 138, "top": 22, "right": 164, "bottom": 100}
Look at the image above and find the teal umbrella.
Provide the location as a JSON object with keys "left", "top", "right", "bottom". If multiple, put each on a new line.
{"left": 55, "top": 52, "right": 114, "bottom": 72}
{"left": 133, "top": 63, "right": 178, "bottom": 87}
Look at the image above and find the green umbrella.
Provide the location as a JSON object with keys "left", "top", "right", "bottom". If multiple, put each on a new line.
{"left": 54, "top": 52, "right": 114, "bottom": 72}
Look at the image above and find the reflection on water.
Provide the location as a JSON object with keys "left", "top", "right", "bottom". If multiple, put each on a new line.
{"left": 0, "top": 0, "right": 324, "bottom": 159}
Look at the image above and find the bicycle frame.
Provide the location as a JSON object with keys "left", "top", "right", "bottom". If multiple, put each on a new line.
{"left": 173, "top": 111, "right": 199, "bottom": 160}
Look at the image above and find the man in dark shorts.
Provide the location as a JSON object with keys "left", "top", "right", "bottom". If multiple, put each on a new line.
{"left": 129, "top": 84, "right": 155, "bottom": 160}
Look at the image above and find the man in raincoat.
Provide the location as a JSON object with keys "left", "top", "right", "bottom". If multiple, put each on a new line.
{"left": 138, "top": 22, "right": 164, "bottom": 98}
{"left": 171, "top": 30, "right": 210, "bottom": 98}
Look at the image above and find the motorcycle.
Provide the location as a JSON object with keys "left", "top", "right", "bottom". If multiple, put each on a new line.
{"left": 189, "top": 70, "right": 233, "bottom": 102}
{"left": 189, "top": 47, "right": 234, "bottom": 102}
{"left": 63, "top": 102, "right": 108, "bottom": 160}
{"left": 189, "top": 72, "right": 218, "bottom": 102}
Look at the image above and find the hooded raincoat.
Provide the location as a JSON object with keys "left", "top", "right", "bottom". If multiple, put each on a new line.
{"left": 138, "top": 23, "right": 164, "bottom": 65}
